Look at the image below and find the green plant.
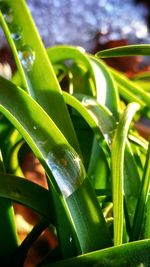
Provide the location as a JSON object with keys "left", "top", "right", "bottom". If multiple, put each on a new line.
{"left": 0, "top": 0, "right": 149, "bottom": 266}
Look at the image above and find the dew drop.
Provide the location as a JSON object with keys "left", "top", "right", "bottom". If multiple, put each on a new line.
{"left": 0, "top": 3, "right": 14, "bottom": 23}
{"left": 69, "top": 236, "right": 73, "bottom": 242}
{"left": 18, "top": 45, "right": 35, "bottom": 72}
{"left": 10, "top": 24, "right": 22, "bottom": 42}
{"left": 33, "top": 126, "right": 37, "bottom": 130}
{"left": 82, "top": 96, "right": 96, "bottom": 108}
{"left": 46, "top": 145, "right": 85, "bottom": 198}
{"left": 104, "top": 133, "right": 112, "bottom": 146}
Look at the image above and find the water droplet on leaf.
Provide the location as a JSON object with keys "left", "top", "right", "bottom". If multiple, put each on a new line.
{"left": 104, "top": 133, "right": 112, "bottom": 146}
{"left": 46, "top": 145, "right": 85, "bottom": 198}
{"left": 69, "top": 236, "right": 73, "bottom": 242}
{"left": 11, "top": 24, "right": 22, "bottom": 42}
{"left": 33, "top": 126, "right": 37, "bottom": 130}
{"left": 82, "top": 96, "right": 96, "bottom": 107}
{"left": 0, "top": 2, "right": 14, "bottom": 23}
{"left": 18, "top": 45, "right": 35, "bottom": 72}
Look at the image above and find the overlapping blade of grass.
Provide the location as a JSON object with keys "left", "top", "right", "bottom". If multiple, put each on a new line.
{"left": 45, "top": 239, "right": 150, "bottom": 267}
{"left": 129, "top": 133, "right": 148, "bottom": 151}
{"left": 69, "top": 63, "right": 94, "bottom": 96}
{"left": 96, "top": 44, "right": 150, "bottom": 58}
{"left": 0, "top": 128, "right": 23, "bottom": 174}
{"left": 144, "top": 196, "right": 150, "bottom": 238}
{"left": 63, "top": 92, "right": 116, "bottom": 146}
{"left": 0, "top": 173, "right": 53, "bottom": 220}
{"left": 0, "top": 77, "right": 81, "bottom": 257}
{"left": 0, "top": 151, "right": 18, "bottom": 262}
{"left": 131, "top": 139, "right": 150, "bottom": 241}
{"left": 0, "top": 77, "right": 111, "bottom": 254}
{"left": 132, "top": 70, "right": 150, "bottom": 81}
{"left": 88, "top": 137, "right": 110, "bottom": 190}
{"left": 0, "top": 196, "right": 18, "bottom": 262}
{"left": 1, "top": 0, "right": 79, "bottom": 153}
{"left": 47, "top": 45, "right": 96, "bottom": 96}
{"left": 111, "top": 102, "right": 140, "bottom": 246}
{"left": 110, "top": 68, "right": 150, "bottom": 107}
{"left": 66, "top": 178, "right": 111, "bottom": 254}
{"left": 63, "top": 92, "right": 114, "bottom": 194}
{"left": 11, "top": 217, "right": 50, "bottom": 267}
{"left": 116, "top": 83, "right": 145, "bottom": 107}
{"left": 89, "top": 56, "right": 119, "bottom": 120}
{"left": 123, "top": 141, "right": 141, "bottom": 229}
{"left": 96, "top": 45, "right": 150, "bottom": 108}
{"left": 8, "top": 139, "right": 24, "bottom": 176}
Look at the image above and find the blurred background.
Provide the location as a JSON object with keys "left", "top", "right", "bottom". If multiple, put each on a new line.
{"left": 0, "top": 0, "right": 150, "bottom": 52}
{"left": 25, "top": 0, "right": 150, "bottom": 52}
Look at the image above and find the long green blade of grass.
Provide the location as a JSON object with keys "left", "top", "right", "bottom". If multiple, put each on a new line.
{"left": 110, "top": 68, "right": 150, "bottom": 107}
{"left": 96, "top": 44, "right": 150, "bottom": 58}
{"left": 63, "top": 92, "right": 116, "bottom": 146}
{"left": 45, "top": 238, "right": 150, "bottom": 267}
{"left": 144, "top": 196, "right": 150, "bottom": 238}
{"left": 47, "top": 45, "right": 96, "bottom": 96}
{"left": 0, "top": 173, "right": 53, "bottom": 220}
{"left": 131, "top": 139, "right": 150, "bottom": 241}
{"left": 0, "top": 152, "right": 18, "bottom": 262}
{"left": 0, "top": 77, "right": 111, "bottom": 254}
{"left": 88, "top": 136, "right": 110, "bottom": 190}
{"left": 117, "top": 83, "right": 145, "bottom": 107}
{"left": 89, "top": 56, "right": 119, "bottom": 120}
{"left": 123, "top": 141, "right": 141, "bottom": 229}
{"left": 0, "top": 77, "right": 81, "bottom": 257}
{"left": 111, "top": 102, "right": 140, "bottom": 246}
{"left": 1, "top": 0, "right": 80, "bottom": 153}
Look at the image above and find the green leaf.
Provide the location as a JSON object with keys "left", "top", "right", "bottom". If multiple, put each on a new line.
{"left": 0, "top": 152, "right": 18, "bottom": 262}
{"left": 117, "top": 84, "right": 145, "bottom": 107}
{"left": 0, "top": 173, "right": 53, "bottom": 220}
{"left": 144, "top": 196, "right": 150, "bottom": 238}
{"left": 89, "top": 56, "right": 119, "bottom": 120}
{"left": 110, "top": 68, "right": 150, "bottom": 107}
{"left": 69, "top": 63, "right": 94, "bottom": 96}
{"left": 123, "top": 141, "right": 141, "bottom": 230}
{"left": 96, "top": 44, "right": 150, "bottom": 58}
{"left": 47, "top": 45, "right": 96, "bottom": 96}
{"left": 88, "top": 137, "right": 110, "bottom": 190}
{"left": 0, "top": 77, "right": 111, "bottom": 254}
{"left": 131, "top": 139, "right": 150, "bottom": 241}
{"left": 111, "top": 102, "right": 140, "bottom": 246}
{"left": 63, "top": 92, "right": 116, "bottom": 146}
{"left": 0, "top": 76, "right": 81, "bottom": 257}
{"left": 67, "top": 178, "right": 112, "bottom": 253}
{"left": 1, "top": 0, "right": 80, "bottom": 153}
{"left": 45, "top": 239, "right": 150, "bottom": 267}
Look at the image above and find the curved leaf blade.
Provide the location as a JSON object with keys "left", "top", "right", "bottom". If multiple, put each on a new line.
{"left": 2, "top": 0, "right": 80, "bottom": 153}
{"left": 45, "top": 239, "right": 150, "bottom": 267}
{"left": 131, "top": 139, "right": 150, "bottom": 241}
{"left": 96, "top": 44, "right": 150, "bottom": 58}
{"left": 89, "top": 56, "right": 119, "bottom": 120}
{"left": 111, "top": 102, "right": 140, "bottom": 246}
{"left": 47, "top": 45, "right": 96, "bottom": 96}
{"left": 0, "top": 77, "right": 111, "bottom": 254}
{"left": 63, "top": 92, "right": 116, "bottom": 146}
{"left": 0, "top": 173, "right": 53, "bottom": 220}
{"left": 110, "top": 68, "right": 150, "bottom": 107}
